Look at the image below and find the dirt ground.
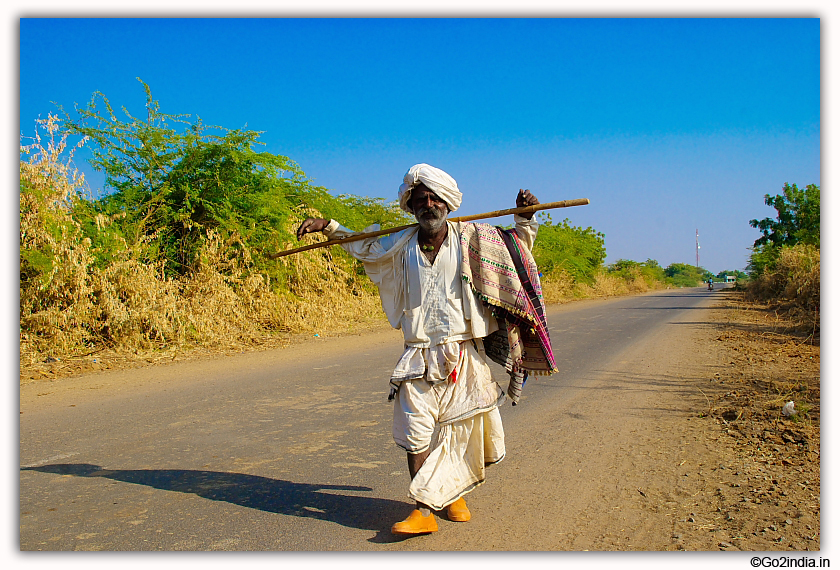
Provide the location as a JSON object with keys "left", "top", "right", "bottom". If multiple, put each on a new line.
{"left": 664, "top": 290, "right": 821, "bottom": 551}
{"left": 19, "top": 289, "right": 821, "bottom": 551}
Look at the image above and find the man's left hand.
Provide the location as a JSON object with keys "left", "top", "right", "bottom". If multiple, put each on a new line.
{"left": 516, "top": 189, "right": 540, "bottom": 219}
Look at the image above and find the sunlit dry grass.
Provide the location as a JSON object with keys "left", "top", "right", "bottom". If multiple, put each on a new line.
{"left": 540, "top": 266, "right": 666, "bottom": 306}
{"left": 570, "top": 268, "right": 664, "bottom": 299}
{"left": 19, "top": 116, "right": 386, "bottom": 372}
{"left": 745, "top": 244, "right": 820, "bottom": 334}
{"left": 539, "top": 270, "right": 577, "bottom": 304}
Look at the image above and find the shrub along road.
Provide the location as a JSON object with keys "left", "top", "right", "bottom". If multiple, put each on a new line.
{"left": 20, "top": 286, "right": 817, "bottom": 551}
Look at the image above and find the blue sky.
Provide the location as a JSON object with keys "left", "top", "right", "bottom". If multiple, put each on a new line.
{"left": 18, "top": 16, "right": 820, "bottom": 273}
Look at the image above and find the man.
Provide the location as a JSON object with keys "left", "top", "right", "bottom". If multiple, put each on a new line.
{"left": 296, "top": 163, "right": 541, "bottom": 535}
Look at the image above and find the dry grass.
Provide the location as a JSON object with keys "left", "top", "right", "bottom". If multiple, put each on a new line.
{"left": 539, "top": 270, "right": 577, "bottom": 304}
{"left": 540, "top": 266, "right": 667, "bottom": 308}
{"left": 712, "top": 291, "right": 819, "bottom": 425}
{"left": 570, "top": 268, "right": 664, "bottom": 299}
{"left": 745, "top": 244, "right": 820, "bottom": 335}
{"left": 19, "top": 116, "right": 387, "bottom": 377}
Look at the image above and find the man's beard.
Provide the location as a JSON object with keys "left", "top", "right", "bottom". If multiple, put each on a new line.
{"left": 416, "top": 206, "right": 448, "bottom": 233}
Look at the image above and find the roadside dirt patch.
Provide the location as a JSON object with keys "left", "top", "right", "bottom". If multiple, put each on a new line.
{"left": 670, "top": 290, "right": 820, "bottom": 551}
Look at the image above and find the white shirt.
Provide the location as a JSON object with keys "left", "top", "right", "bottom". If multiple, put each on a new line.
{"left": 324, "top": 215, "right": 538, "bottom": 346}
{"left": 323, "top": 215, "right": 538, "bottom": 383}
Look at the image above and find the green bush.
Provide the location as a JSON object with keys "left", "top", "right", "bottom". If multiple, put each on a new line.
{"left": 664, "top": 262, "right": 712, "bottom": 288}
{"left": 61, "top": 80, "right": 413, "bottom": 291}
{"left": 607, "top": 258, "right": 667, "bottom": 287}
{"left": 531, "top": 213, "right": 606, "bottom": 285}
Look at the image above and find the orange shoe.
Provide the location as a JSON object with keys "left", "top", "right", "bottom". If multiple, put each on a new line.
{"left": 446, "top": 497, "right": 471, "bottom": 522}
{"left": 391, "top": 509, "right": 439, "bottom": 535}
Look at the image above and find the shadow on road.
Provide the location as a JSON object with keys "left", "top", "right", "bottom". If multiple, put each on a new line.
{"left": 618, "top": 306, "right": 722, "bottom": 310}
{"left": 22, "top": 463, "right": 412, "bottom": 539}
{"left": 638, "top": 294, "right": 718, "bottom": 299}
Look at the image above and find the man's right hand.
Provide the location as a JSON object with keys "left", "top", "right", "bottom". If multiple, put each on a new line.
{"left": 296, "top": 218, "right": 330, "bottom": 241}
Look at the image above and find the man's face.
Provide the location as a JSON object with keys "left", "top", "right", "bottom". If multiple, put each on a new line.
{"left": 410, "top": 184, "right": 449, "bottom": 233}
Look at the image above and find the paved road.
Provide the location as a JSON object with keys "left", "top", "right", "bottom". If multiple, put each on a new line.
{"left": 19, "top": 287, "right": 722, "bottom": 551}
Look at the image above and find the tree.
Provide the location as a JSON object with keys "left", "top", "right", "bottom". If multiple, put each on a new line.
{"left": 748, "top": 183, "right": 819, "bottom": 274}
{"left": 749, "top": 183, "right": 820, "bottom": 248}
{"left": 59, "top": 79, "right": 415, "bottom": 287}
{"left": 61, "top": 80, "right": 315, "bottom": 279}
{"left": 664, "top": 263, "right": 711, "bottom": 287}
{"left": 716, "top": 269, "right": 748, "bottom": 281}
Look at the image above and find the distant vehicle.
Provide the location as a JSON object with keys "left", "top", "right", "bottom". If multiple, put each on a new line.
{"left": 725, "top": 275, "right": 736, "bottom": 283}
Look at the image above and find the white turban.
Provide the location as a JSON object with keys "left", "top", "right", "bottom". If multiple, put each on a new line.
{"left": 398, "top": 163, "right": 462, "bottom": 214}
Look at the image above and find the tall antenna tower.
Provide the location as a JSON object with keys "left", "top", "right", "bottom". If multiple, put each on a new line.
{"left": 696, "top": 229, "right": 700, "bottom": 267}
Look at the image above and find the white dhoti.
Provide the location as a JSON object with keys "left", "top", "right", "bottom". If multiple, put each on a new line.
{"left": 320, "top": 168, "right": 540, "bottom": 516}
{"left": 392, "top": 340, "right": 506, "bottom": 510}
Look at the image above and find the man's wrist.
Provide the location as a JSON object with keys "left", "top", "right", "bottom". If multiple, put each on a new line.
{"left": 322, "top": 219, "right": 340, "bottom": 237}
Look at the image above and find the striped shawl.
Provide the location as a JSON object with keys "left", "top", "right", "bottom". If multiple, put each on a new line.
{"left": 460, "top": 223, "right": 557, "bottom": 401}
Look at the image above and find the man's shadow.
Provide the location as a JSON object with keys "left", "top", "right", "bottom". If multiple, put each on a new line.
{"left": 22, "top": 463, "right": 411, "bottom": 542}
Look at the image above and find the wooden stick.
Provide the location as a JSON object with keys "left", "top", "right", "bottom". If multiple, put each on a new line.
{"left": 267, "top": 198, "right": 590, "bottom": 259}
